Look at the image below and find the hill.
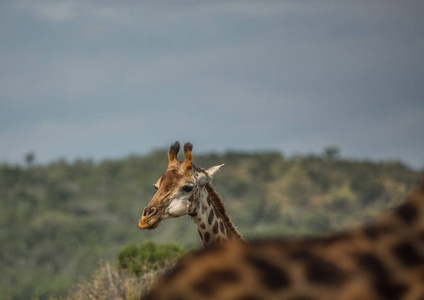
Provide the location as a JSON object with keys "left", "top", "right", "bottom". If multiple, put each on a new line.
{"left": 0, "top": 148, "right": 421, "bottom": 299}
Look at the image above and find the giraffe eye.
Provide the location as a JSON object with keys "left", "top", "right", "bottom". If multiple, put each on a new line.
{"left": 181, "top": 185, "right": 194, "bottom": 193}
{"left": 153, "top": 185, "right": 158, "bottom": 190}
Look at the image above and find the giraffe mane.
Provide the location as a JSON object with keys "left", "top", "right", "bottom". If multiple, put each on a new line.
{"left": 205, "top": 183, "right": 243, "bottom": 240}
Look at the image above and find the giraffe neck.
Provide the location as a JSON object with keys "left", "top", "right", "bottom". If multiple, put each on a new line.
{"left": 189, "top": 185, "right": 236, "bottom": 247}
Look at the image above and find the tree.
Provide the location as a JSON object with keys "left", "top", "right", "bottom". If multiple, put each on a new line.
{"left": 323, "top": 146, "right": 340, "bottom": 161}
{"left": 25, "top": 152, "right": 35, "bottom": 167}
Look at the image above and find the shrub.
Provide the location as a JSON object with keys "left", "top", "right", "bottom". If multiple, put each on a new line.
{"left": 117, "top": 240, "right": 184, "bottom": 275}
{"left": 304, "top": 212, "right": 331, "bottom": 233}
{"left": 60, "top": 260, "right": 158, "bottom": 300}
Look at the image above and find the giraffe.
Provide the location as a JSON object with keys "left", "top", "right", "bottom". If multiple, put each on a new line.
{"left": 138, "top": 141, "right": 242, "bottom": 247}
{"left": 142, "top": 175, "right": 424, "bottom": 300}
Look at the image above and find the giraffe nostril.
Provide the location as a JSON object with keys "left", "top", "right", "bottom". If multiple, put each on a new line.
{"left": 144, "top": 207, "right": 157, "bottom": 217}
{"left": 149, "top": 207, "right": 157, "bottom": 216}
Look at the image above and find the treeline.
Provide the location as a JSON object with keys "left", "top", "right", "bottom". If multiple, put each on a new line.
{"left": 0, "top": 148, "right": 421, "bottom": 299}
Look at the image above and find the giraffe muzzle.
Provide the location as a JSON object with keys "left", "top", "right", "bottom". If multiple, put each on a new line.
{"left": 138, "top": 206, "right": 161, "bottom": 229}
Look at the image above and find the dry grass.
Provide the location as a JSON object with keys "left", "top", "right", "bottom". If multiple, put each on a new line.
{"left": 57, "top": 260, "right": 168, "bottom": 300}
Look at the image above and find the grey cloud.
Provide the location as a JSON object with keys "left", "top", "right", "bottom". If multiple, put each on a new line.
{"left": 0, "top": 0, "right": 423, "bottom": 168}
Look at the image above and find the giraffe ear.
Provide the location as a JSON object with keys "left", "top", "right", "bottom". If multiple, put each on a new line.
{"left": 196, "top": 164, "right": 224, "bottom": 186}
{"left": 153, "top": 176, "right": 163, "bottom": 190}
{"left": 206, "top": 164, "right": 224, "bottom": 177}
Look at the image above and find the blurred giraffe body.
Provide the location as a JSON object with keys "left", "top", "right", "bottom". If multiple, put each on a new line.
{"left": 143, "top": 174, "right": 424, "bottom": 300}
{"left": 138, "top": 141, "right": 242, "bottom": 247}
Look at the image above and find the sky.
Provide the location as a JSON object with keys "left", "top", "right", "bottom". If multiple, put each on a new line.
{"left": 1, "top": 0, "right": 423, "bottom": 169}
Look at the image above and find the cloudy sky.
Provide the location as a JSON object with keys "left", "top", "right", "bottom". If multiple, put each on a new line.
{"left": 1, "top": 0, "right": 423, "bottom": 168}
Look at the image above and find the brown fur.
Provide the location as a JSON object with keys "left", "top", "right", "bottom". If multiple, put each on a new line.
{"left": 143, "top": 175, "right": 424, "bottom": 300}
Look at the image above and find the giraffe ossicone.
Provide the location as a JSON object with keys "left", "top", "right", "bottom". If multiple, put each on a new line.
{"left": 138, "top": 141, "right": 242, "bottom": 247}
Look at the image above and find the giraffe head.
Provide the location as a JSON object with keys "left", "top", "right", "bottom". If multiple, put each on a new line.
{"left": 138, "top": 141, "right": 224, "bottom": 230}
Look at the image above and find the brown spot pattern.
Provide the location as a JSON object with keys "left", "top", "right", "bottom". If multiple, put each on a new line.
{"left": 212, "top": 221, "right": 219, "bottom": 234}
{"left": 291, "top": 251, "right": 347, "bottom": 285}
{"left": 192, "top": 268, "right": 240, "bottom": 296}
{"left": 208, "top": 209, "right": 214, "bottom": 225}
{"left": 245, "top": 253, "right": 290, "bottom": 290}
{"left": 363, "top": 224, "right": 395, "bottom": 239}
{"left": 220, "top": 221, "right": 225, "bottom": 234}
{"left": 355, "top": 252, "right": 407, "bottom": 300}
{"left": 204, "top": 232, "right": 211, "bottom": 243}
{"left": 392, "top": 241, "right": 424, "bottom": 267}
{"left": 395, "top": 201, "right": 418, "bottom": 224}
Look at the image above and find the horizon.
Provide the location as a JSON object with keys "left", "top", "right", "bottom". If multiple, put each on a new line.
{"left": 8, "top": 144, "right": 423, "bottom": 172}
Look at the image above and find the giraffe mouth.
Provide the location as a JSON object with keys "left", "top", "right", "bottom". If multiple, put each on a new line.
{"left": 138, "top": 215, "right": 163, "bottom": 230}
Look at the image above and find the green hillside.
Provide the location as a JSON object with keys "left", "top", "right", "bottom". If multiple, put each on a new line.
{"left": 0, "top": 148, "right": 421, "bottom": 299}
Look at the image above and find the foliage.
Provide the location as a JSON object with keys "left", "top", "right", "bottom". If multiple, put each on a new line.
{"left": 117, "top": 241, "right": 184, "bottom": 275}
{"left": 57, "top": 241, "right": 182, "bottom": 300}
{"left": 57, "top": 260, "right": 161, "bottom": 300}
{"left": 0, "top": 148, "right": 421, "bottom": 299}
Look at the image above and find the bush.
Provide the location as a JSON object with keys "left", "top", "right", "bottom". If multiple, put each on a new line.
{"left": 59, "top": 260, "right": 158, "bottom": 300}
{"left": 304, "top": 212, "right": 331, "bottom": 233}
{"left": 117, "top": 241, "right": 184, "bottom": 275}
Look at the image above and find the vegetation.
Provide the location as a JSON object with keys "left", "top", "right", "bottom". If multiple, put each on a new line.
{"left": 0, "top": 147, "right": 421, "bottom": 299}
{"left": 62, "top": 241, "right": 184, "bottom": 300}
{"left": 61, "top": 260, "right": 160, "bottom": 300}
{"left": 117, "top": 241, "right": 185, "bottom": 275}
